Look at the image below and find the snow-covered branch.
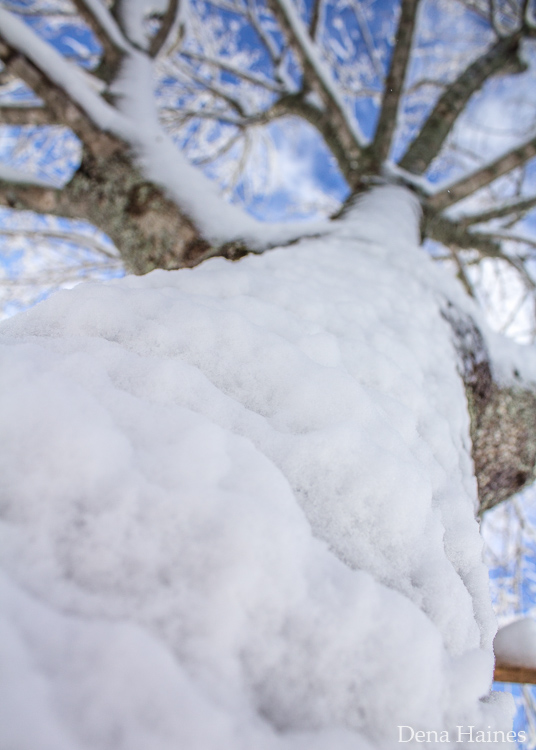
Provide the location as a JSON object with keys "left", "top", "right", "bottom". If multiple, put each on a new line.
{"left": 266, "top": 0, "right": 365, "bottom": 184}
{"left": 0, "top": 7, "right": 127, "bottom": 151}
{"left": 0, "top": 45, "right": 123, "bottom": 159}
{"left": 70, "top": 0, "right": 129, "bottom": 80}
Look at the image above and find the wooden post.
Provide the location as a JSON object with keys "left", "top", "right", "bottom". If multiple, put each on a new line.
{"left": 494, "top": 661, "right": 536, "bottom": 684}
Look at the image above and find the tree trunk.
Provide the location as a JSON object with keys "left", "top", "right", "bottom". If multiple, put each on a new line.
{"left": 442, "top": 304, "right": 536, "bottom": 513}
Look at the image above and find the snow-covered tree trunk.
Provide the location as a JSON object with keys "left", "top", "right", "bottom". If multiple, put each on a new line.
{"left": 4, "top": 2, "right": 536, "bottom": 743}
{"left": 3, "top": 0, "right": 536, "bottom": 523}
{"left": 3, "top": 0, "right": 536, "bottom": 516}
{"left": 0, "top": 185, "right": 526, "bottom": 746}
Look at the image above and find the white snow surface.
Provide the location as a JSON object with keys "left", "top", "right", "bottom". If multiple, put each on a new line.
{"left": 495, "top": 618, "right": 536, "bottom": 669}
{"left": 0, "top": 187, "right": 514, "bottom": 748}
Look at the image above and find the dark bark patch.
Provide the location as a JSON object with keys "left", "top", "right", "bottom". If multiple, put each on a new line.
{"left": 442, "top": 304, "right": 536, "bottom": 513}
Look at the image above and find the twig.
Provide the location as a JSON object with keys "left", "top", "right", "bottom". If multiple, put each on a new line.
{"left": 179, "top": 49, "right": 283, "bottom": 92}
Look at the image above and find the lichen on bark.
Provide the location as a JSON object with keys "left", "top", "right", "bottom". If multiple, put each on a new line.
{"left": 443, "top": 303, "right": 536, "bottom": 514}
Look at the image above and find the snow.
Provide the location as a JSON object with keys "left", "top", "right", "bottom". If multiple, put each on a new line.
{"left": 112, "top": 0, "right": 173, "bottom": 49}
{"left": 79, "top": 0, "right": 130, "bottom": 52}
{"left": 495, "top": 618, "right": 536, "bottom": 669}
{"left": 0, "top": 187, "right": 515, "bottom": 747}
{"left": 112, "top": 51, "right": 331, "bottom": 246}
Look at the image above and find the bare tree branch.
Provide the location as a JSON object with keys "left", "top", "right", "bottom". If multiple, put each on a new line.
{"left": 487, "top": 232, "right": 536, "bottom": 252}
{"left": 451, "top": 246, "right": 477, "bottom": 297}
{"left": 0, "top": 226, "right": 119, "bottom": 258}
{"left": 309, "top": 0, "right": 323, "bottom": 39}
{"left": 350, "top": 0, "right": 385, "bottom": 83}
{"left": 191, "top": 129, "right": 243, "bottom": 165}
{"left": 425, "top": 210, "right": 504, "bottom": 255}
{"left": 246, "top": 0, "right": 282, "bottom": 67}
{"left": 173, "top": 60, "right": 248, "bottom": 117}
{"left": 0, "top": 44, "right": 124, "bottom": 159}
{"left": 399, "top": 33, "right": 524, "bottom": 175}
{"left": 502, "top": 250, "right": 536, "bottom": 288}
{"left": 70, "top": 0, "right": 127, "bottom": 81}
{"left": 404, "top": 78, "right": 445, "bottom": 96}
{"left": 369, "top": 0, "right": 421, "bottom": 168}
{"left": 160, "top": 106, "right": 244, "bottom": 127}
{"left": 460, "top": 194, "right": 536, "bottom": 225}
{"left": 265, "top": 93, "right": 364, "bottom": 185}
{"left": 0, "top": 105, "right": 57, "bottom": 125}
{"left": 429, "top": 135, "right": 536, "bottom": 210}
{"left": 266, "top": 0, "right": 364, "bottom": 184}
{"left": 458, "top": 0, "right": 492, "bottom": 22}
{"left": 149, "top": 0, "right": 181, "bottom": 57}
{"left": 178, "top": 50, "right": 284, "bottom": 92}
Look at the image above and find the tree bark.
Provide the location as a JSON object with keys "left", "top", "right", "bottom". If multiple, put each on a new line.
{"left": 369, "top": 0, "right": 421, "bottom": 168}
{"left": 442, "top": 304, "right": 536, "bottom": 514}
{"left": 429, "top": 136, "right": 536, "bottom": 211}
{"left": 0, "top": 148, "right": 215, "bottom": 273}
{"left": 399, "top": 34, "right": 524, "bottom": 175}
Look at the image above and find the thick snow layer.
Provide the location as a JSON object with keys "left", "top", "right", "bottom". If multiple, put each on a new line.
{"left": 0, "top": 187, "right": 514, "bottom": 747}
{"left": 495, "top": 618, "right": 536, "bottom": 669}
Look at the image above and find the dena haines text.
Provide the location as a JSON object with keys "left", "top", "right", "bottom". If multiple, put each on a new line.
{"left": 398, "top": 726, "right": 526, "bottom": 743}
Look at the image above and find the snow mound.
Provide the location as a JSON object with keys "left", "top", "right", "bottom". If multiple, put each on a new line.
{"left": 495, "top": 618, "right": 536, "bottom": 669}
{"left": 0, "top": 188, "right": 513, "bottom": 747}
